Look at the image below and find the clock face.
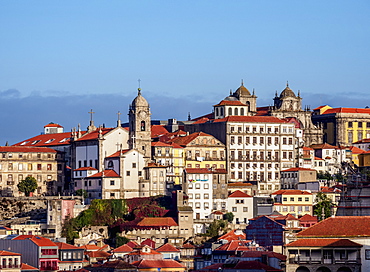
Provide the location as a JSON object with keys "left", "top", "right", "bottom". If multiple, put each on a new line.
{"left": 139, "top": 111, "right": 146, "bottom": 118}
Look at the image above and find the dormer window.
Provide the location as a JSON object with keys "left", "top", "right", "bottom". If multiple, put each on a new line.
{"left": 45, "top": 139, "right": 55, "bottom": 144}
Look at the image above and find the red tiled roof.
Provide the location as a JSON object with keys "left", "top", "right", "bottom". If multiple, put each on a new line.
{"left": 311, "top": 143, "right": 338, "bottom": 150}
{"left": 21, "top": 263, "right": 38, "bottom": 270}
{"left": 152, "top": 141, "right": 172, "bottom": 147}
{"left": 349, "top": 146, "right": 366, "bottom": 154}
{"left": 112, "top": 244, "right": 133, "bottom": 253}
{"left": 321, "top": 107, "right": 370, "bottom": 115}
{"left": 214, "top": 100, "right": 247, "bottom": 106}
{"left": 107, "top": 149, "right": 130, "bottom": 157}
{"left": 271, "top": 190, "right": 312, "bottom": 195}
{"left": 85, "top": 251, "right": 111, "bottom": 258}
{"left": 13, "top": 131, "right": 76, "bottom": 147}
{"left": 88, "top": 169, "right": 120, "bottom": 178}
{"left": 314, "top": 156, "right": 324, "bottom": 160}
{"left": 313, "top": 105, "right": 328, "bottom": 110}
{"left": 185, "top": 168, "right": 212, "bottom": 174}
{"left": 55, "top": 242, "right": 80, "bottom": 250}
{"left": 76, "top": 128, "right": 115, "bottom": 141}
{"left": 256, "top": 106, "right": 270, "bottom": 116}
{"left": 298, "top": 216, "right": 370, "bottom": 237}
{"left": 303, "top": 147, "right": 314, "bottom": 150}
{"left": 145, "top": 162, "right": 167, "bottom": 168}
{"left": 13, "top": 235, "right": 57, "bottom": 247}
{"left": 44, "top": 123, "right": 63, "bottom": 128}
{"left": 299, "top": 214, "right": 318, "bottom": 222}
{"left": 78, "top": 244, "right": 102, "bottom": 251}
{"left": 181, "top": 243, "right": 195, "bottom": 249}
{"left": 73, "top": 167, "right": 98, "bottom": 171}
{"left": 127, "top": 249, "right": 161, "bottom": 256}
{"left": 169, "top": 132, "right": 214, "bottom": 146}
{"left": 126, "top": 241, "right": 139, "bottom": 248}
{"left": 287, "top": 238, "right": 362, "bottom": 247}
{"left": 213, "top": 116, "right": 288, "bottom": 124}
{"left": 0, "top": 250, "right": 21, "bottom": 256}
{"left": 137, "top": 217, "right": 178, "bottom": 227}
{"left": 132, "top": 259, "right": 186, "bottom": 269}
{"left": 192, "top": 117, "right": 210, "bottom": 124}
{"left": 151, "top": 125, "right": 169, "bottom": 138}
{"left": 353, "top": 138, "right": 370, "bottom": 144}
{"left": 0, "top": 146, "right": 57, "bottom": 153}
{"left": 156, "top": 243, "right": 180, "bottom": 252}
{"left": 218, "top": 230, "right": 246, "bottom": 242}
{"left": 214, "top": 240, "right": 253, "bottom": 251}
{"left": 228, "top": 190, "right": 252, "bottom": 198}
{"left": 281, "top": 167, "right": 316, "bottom": 172}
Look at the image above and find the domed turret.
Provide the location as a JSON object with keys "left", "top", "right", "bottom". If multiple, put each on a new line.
{"left": 279, "top": 82, "right": 296, "bottom": 98}
{"left": 233, "top": 80, "right": 251, "bottom": 97}
{"left": 131, "top": 88, "right": 149, "bottom": 108}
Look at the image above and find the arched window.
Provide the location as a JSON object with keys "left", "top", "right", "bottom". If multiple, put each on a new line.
{"left": 240, "top": 108, "right": 244, "bottom": 116}
{"left": 228, "top": 108, "right": 232, "bottom": 116}
{"left": 234, "top": 108, "right": 238, "bottom": 115}
{"left": 141, "top": 121, "right": 145, "bottom": 131}
{"left": 246, "top": 101, "right": 250, "bottom": 112}
{"left": 220, "top": 107, "right": 224, "bottom": 116}
{"left": 107, "top": 161, "right": 114, "bottom": 169}
{"left": 216, "top": 107, "right": 219, "bottom": 116}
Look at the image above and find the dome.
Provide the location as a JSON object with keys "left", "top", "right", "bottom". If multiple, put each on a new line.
{"left": 224, "top": 95, "right": 238, "bottom": 101}
{"left": 280, "top": 83, "right": 296, "bottom": 98}
{"left": 234, "top": 82, "right": 251, "bottom": 96}
{"left": 131, "top": 89, "right": 149, "bottom": 107}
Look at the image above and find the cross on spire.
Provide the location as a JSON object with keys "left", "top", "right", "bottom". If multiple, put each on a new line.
{"left": 88, "top": 109, "right": 95, "bottom": 122}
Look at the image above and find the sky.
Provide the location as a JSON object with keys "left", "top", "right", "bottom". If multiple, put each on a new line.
{"left": 1, "top": 1, "right": 370, "bottom": 145}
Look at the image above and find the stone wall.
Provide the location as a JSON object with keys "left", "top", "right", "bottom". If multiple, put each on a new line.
{"left": 0, "top": 196, "right": 83, "bottom": 221}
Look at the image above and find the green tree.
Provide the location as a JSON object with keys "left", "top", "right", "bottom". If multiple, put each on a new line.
{"left": 203, "top": 220, "right": 228, "bottom": 238}
{"left": 75, "top": 189, "right": 88, "bottom": 198}
{"left": 314, "top": 192, "right": 333, "bottom": 221}
{"left": 223, "top": 212, "right": 234, "bottom": 223}
{"left": 17, "top": 176, "right": 38, "bottom": 196}
{"left": 317, "top": 171, "right": 333, "bottom": 181}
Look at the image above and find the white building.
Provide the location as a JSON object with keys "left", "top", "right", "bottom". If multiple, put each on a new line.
{"left": 227, "top": 190, "right": 254, "bottom": 225}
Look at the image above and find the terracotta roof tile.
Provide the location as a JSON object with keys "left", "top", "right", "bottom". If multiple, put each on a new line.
{"left": 287, "top": 238, "right": 362, "bottom": 247}
{"left": 151, "top": 125, "right": 169, "bottom": 138}
{"left": 13, "top": 235, "right": 57, "bottom": 247}
{"left": 156, "top": 243, "right": 180, "bottom": 252}
{"left": 214, "top": 100, "right": 247, "bottom": 106}
{"left": 132, "top": 259, "right": 186, "bottom": 269}
{"left": 218, "top": 230, "right": 246, "bottom": 242}
{"left": 349, "top": 146, "right": 366, "bottom": 154}
{"left": 76, "top": 128, "right": 115, "bottom": 141}
{"left": 44, "top": 123, "right": 63, "bottom": 128}
{"left": 271, "top": 190, "right": 312, "bottom": 195}
{"left": 185, "top": 168, "right": 212, "bottom": 174}
{"left": 0, "top": 250, "right": 21, "bottom": 256}
{"left": 85, "top": 251, "right": 111, "bottom": 258}
{"left": 107, "top": 149, "right": 130, "bottom": 157}
{"left": 298, "top": 216, "right": 370, "bottom": 237}
{"left": 73, "top": 167, "right": 98, "bottom": 171}
{"left": 137, "top": 217, "right": 178, "bottom": 227}
{"left": 55, "top": 242, "right": 80, "bottom": 250}
{"left": 321, "top": 107, "right": 370, "bottom": 115}
{"left": 281, "top": 167, "right": 316, "bottom": 172}
{"left": 240, "top": 251, "right": 286, "bottom": 261}
{"left": 228, "top": 190, "right": 252, "bottom": 198}
{"left": 88, "top": 169, "right": 120, "bottom": 178}
{"left": 13, "top": 131, "right": 77, "bottom": 147}
{"left": 112, "top": 244, "right": 133, "bottom": 253}
{"left": 311, "top": 143, "right": 338, "bottom": 150}
{"left": 21, "top": 263, "right": 38, "bottom": 270}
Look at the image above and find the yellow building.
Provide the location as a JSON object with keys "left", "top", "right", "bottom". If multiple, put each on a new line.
{"left": 312, "top": 106, "right": 370, "bottom": 146}
{"left": 169, "top": 132, "right": 226, "bottom": 170}
{"left": 272, "top": 189, "right": 313, "bottom": 217}
{"left": 349, "top": 146, "right": 365, "bottom": 166}
{"left": 151, "top": 142, "right": 184, "bottom": 184}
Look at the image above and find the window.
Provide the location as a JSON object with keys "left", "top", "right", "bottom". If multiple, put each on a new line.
{"left": 243, "top": 207, "right": 248, "bottom": 212}
{"left": 126, "top": 171, "right": 130, "bottom": 176}
{"left": 348, "top": 121, "right": 353, "bottom": 128}
{"left": 141, "top": 121, "right": 146, "bottom": 131}
{"left": 305, "top": 197, "right": 309, "bottom": 202}
{"left": 47, "top": 164, "right": 52, "bottom": 171}
{"left": 283, "top": 197, "right": 287, "bottom": 201}
{"left": 204, "top": 183, "right": 209, "bottom": 189}
{"left": 8, "top": 163, "right": 13, "bottom": 170}
{"left": 195, "top": 183, "right": 200, "bottom": 189}
{"left": 110, "top": 193, "right": 115, "bottom": 197}
{"left": 298, "top": 197, "right": 302, "bottom": 201}
{"left": 290, "top": 197, "right": 294, "bottom": 201}
{"left": 204, "top": 193, "right": 209, "bottom": 199}
{"left": 232, "top": 207, "right": 237, "bottom": 212}
{"left": 110, "top": 180, "right": 115, "bottom": 186}
{"left": 47, "top": 175, "right": 52, "bottom": 180}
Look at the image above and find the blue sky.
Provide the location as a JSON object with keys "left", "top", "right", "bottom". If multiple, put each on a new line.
{"left": 1, "top": 1, "right": 370, "bottom": 145}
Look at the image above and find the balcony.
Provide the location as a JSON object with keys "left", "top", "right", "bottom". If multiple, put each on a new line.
{"left": 289, "top": 256, "right": 361, "bottom": 265}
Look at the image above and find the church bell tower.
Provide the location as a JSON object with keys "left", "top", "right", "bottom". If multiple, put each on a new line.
{"left": 128, "top": 88, "right": 152, "bottom": 163}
